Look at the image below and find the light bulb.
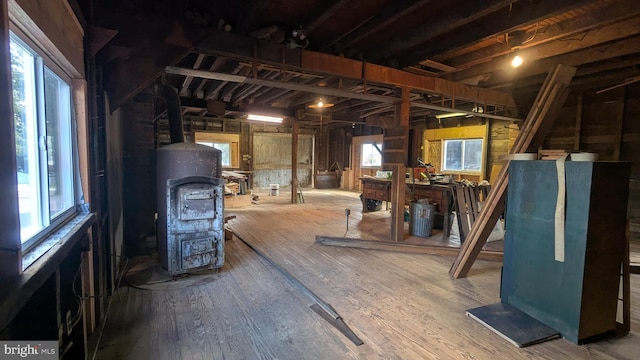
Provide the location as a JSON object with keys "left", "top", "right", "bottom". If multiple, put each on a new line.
{"left": 511, "top": 55, "right": 523, "bottom": 68}
{"left": 317, "top": 101, "right": 324, "bottom": 108}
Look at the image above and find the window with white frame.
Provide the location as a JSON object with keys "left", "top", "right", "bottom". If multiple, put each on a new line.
{"left": 11, "top": 33, "right": 76, "bottom": 250}
{"left": 442, "top": 139, "right": 483, "bottom": 172}
{"left": 196, "top": 141, "right": 231, "bottom": 167}
{"left": 361, "top": 142, "right": 383, "bottom": 167}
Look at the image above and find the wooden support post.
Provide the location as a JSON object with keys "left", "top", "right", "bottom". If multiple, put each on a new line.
{"left": 0, "top": 0, "right": 22, "bottom": 279}
{"left": 390, "top": 165, "right": 405, "bottom": 242}
{"left": 291, "top": 116, "right": 299, "bottom": 204}
{"left": 574, "top": 92, "right": 583, "bottom": 151}
{"left": 449, "top": 64, "right": 577, "bottom": 279}
{"left": 389, "top": 87, "right": 410, "bottom": 242}
{"left": 613, "top": 93, "right": 625, "bottom": 161}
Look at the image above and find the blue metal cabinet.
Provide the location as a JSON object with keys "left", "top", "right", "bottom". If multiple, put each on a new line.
{"left": 501, "top": 160, "right": 630, "bottom": 343}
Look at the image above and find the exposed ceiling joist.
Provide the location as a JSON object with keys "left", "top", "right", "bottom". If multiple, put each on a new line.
{"left": 395, "top": 0, "right": 594, "bottom": 68}
{"left": 441, "top": 0, "right": 640, "bottom": 69}
{"left": 334, "top": 0, "right": 435, "bottom": 53}
{"left": 165, "top": 66, "right": 402, "bottom": 104}
{"left": 368, "top": 0, "right": 516, "bottom": 62}
{"left": 194, "top": 30, "right": 516, "bottom": 109}
{"left": 452, "top": 16, "right": 640, "bottom": 82}
{"left": 482, "top": 35, "right": 640, "bottom": 88}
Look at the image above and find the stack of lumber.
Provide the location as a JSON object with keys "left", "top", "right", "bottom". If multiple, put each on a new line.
{"left": 449, "top": 64, "right": 577, "bottom": 279}
{"left": 538, "top": 149, "right": 567, "bottom": 160}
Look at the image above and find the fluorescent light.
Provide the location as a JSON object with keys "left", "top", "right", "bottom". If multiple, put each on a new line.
{"left": 247, "top": 114, "right": 283, "bottom": 123}
{"left": 435, "top": 112, "right": 467, "bottom": 119}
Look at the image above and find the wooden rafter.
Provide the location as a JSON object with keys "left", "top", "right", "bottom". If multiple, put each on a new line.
{"left": 452, "top": 16, "right": 640, "bottom": 82}
{"left": 395, "top": 0, "right": 593, "bottom": 68}
{"left": 442, "top": 0, "right": 640, "bottom": 70}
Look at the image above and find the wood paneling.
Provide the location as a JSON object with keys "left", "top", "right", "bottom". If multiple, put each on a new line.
{"left": 543, "top": 85, "right": 640, "bottom": 243}
{"left": 424, "top": 124, "right": 487, "bottom": 179}
{"left": 252, "top": 132, "right": 313, "bottom": 189}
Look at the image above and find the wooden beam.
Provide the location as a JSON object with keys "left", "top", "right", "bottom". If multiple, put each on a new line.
{"left": 396, "top": 0, "right": 594, "bottom": 68}
{"left": 291, "top": 114, "right": 299, "bottom": 204}
{"left": 179, "top": 53, "right": 205, "bottom": 97}
{"left": 166, "top": 66, "right": 401, "bottom": 104}
{"left": 441, "top": 0, "right": 640, "bottom": 69}
{"left": 574, "top": 92, "right": 583, "bottom": 151}
{"left": 304, "top": 0, "right": 352, "bottom": 35}
{"left": 98, "top": 11, "right": 211, "bottom": 110}
{"left": 449, "top": 64, "right": 576, "bottom": 279}
{"left": 452, "top": 16, "right": 640, "bottom": 82}
{"left": 333, "top": 0, "right": 435, "bottom": 53}
{"left": 390, "top": 88, "right": 410, "bottom": 242}
{"left": 370, "top": 0, "right": 515, "bottom": 62}
{"left": 194, "top": 31, "right": 517, "bottom": 109}
{"left": 613, "top": 95, "right": 626, "bottom": 161}
{"left": 315, "top": 236, "right": 503, "bottom": 261}
{"left": 88, "top": 25, "right": 118, "bottom": 57}
{"left": 418, "top": 59, "right": 457, "bottom": 73}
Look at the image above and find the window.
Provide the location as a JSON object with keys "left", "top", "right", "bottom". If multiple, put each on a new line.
{"left": 443, "top": 139, "right": 483, "bottom": 172}
{"left": 193, "top": 132, "right": 240, "bottom": 168}
{"left": 196, "top": 141, "right": 231, "bottom": 167}
{"left": 11, "top": 33, "right": 76, "bottom": 250}
{"left": 361, "top": 142, "right": 382, "bottom": 167}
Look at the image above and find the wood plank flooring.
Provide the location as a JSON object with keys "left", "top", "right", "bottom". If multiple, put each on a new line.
{"left": 95, "top": 189, "right": 640, "bottom": 360}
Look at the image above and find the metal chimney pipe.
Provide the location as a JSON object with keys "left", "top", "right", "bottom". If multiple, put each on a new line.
{"left": 155, "top": 84, "right": 184, "bottom": 143}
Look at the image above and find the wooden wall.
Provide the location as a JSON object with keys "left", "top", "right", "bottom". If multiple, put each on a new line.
{"left": 122, "top": 90, "right": 157, "bottom": 255}
{"left": 543, "top": 85, "right": 640, "bottom": 241}
{"left": 252, "top": 132, "right": 314, "bottom": 189}
{"left": 488, "top": 119, "right": 519, "bottom": 182}
{"left": 10, "top": 0, "right": 84, "bottom": 77}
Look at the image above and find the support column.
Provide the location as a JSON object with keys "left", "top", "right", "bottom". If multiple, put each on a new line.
{"left": 291, "top": 114, "right": 299, "bottom": 203}
{"left": 389, "top": 87, "right": 410, "bottom": 242}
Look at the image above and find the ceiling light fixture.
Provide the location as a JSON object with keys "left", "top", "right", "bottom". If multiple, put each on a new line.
{"left": 435, "top": 112, "right": 467, "bottom": 119}
{"left": 511, "top": 53, "right": 523, "bottom": 68}
{"left": 247, "top": 114, "right": 283, "bottom": 123}
{"left": 308, "top": 98, "right": 335, "bottom": 109}
{"left": 507, "top": 30, "right": 527, "bottom": 68}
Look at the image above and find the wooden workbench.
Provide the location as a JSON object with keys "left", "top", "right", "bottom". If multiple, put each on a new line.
{"left": 360, "top": 177, "right": 454, "bottom": 237}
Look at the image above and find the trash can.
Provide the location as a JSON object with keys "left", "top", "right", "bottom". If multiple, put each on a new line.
{"left": 410, "top": 201, "right": 435, "bottom": 237}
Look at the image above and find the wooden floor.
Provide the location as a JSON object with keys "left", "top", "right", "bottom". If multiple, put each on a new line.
{"left": 95, "top": 189, "right": 640, "bottom": 360}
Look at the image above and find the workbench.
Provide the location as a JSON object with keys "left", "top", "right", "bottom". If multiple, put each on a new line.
{"left": 360, "top": 177, "right": 454, "bottom": 237}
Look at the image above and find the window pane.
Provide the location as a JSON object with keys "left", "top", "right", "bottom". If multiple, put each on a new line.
{"left": 213, "top": 143, "right": 231, "bottom": 167}
{"left": 196, "top": 141, "right": 231, "bottom": 167}
{"left": 361, "top": 143, "right": 382, "bottom": 167}
{"left": 11, "top": 39, "right": 43, "bottom": 241}
{"left": 463, "top": 139, "right": 482, "bottom": 171}
{"left": 44, "top": 68, "right": 74, "bottom": 219}
{"left": 444, "top": 140, "right": 462, "bottom": 170}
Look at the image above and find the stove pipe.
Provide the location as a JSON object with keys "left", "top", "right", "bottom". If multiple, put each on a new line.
{"left": 156, "top": 84, "right": 184, "bottom": 143}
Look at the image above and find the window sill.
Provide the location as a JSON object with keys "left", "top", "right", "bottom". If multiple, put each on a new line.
{"left": 21, "top": 212, "right": 95, "bottom": 270}
{"left": 0, "top": 212, "right": 95, "bottom": 330}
